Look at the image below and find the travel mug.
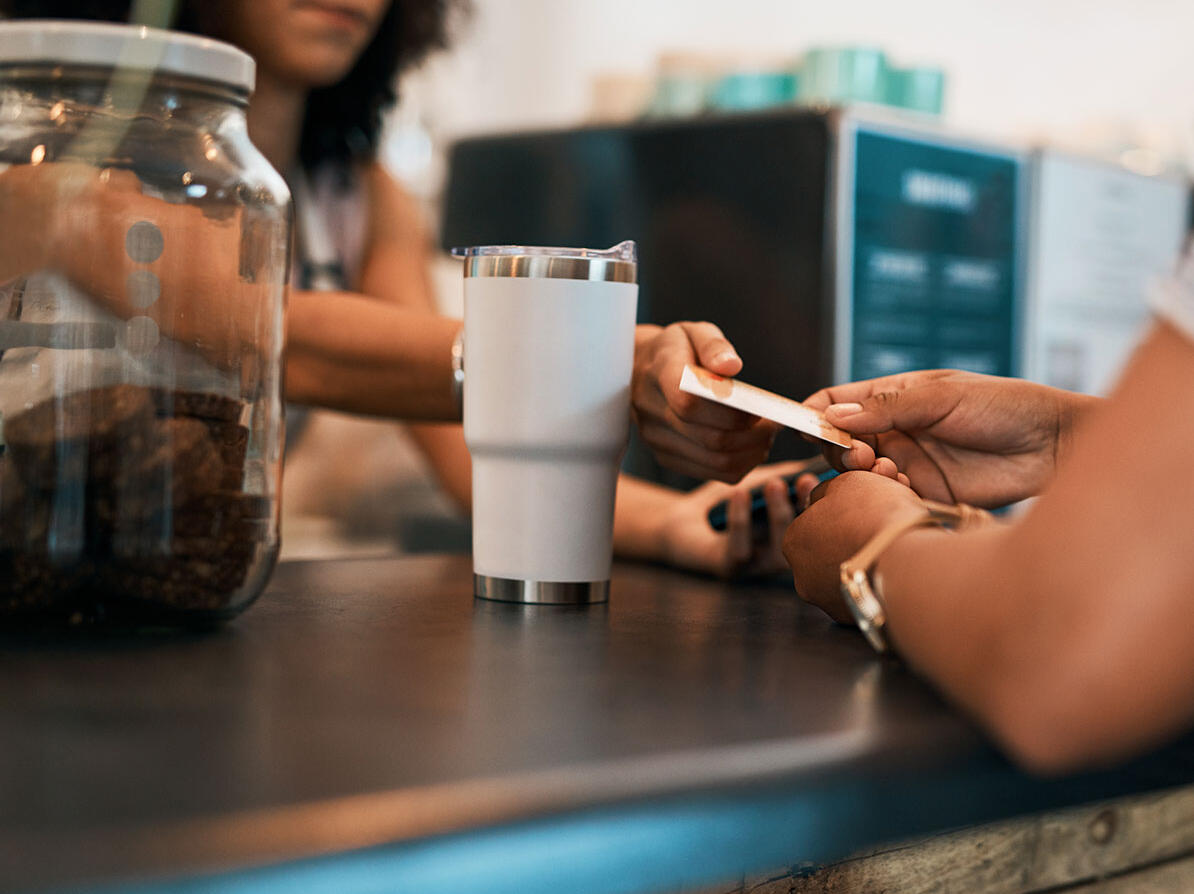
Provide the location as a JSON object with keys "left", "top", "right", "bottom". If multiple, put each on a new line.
{"left": 457, "top": 242, "right": 639, "bottom": 604}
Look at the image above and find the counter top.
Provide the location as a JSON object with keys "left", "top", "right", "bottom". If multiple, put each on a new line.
{"left": 3, "top": 555, "right": 1192, "bottom": 893}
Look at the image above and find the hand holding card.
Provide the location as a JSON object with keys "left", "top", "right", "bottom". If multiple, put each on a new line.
{"left": 678, "top": 365, "right": 853, "bottom": 449}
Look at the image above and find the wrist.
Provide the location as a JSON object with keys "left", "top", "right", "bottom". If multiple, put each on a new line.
{"left": 840, "top": 512, "right": 941, "bottom": 653}
{"left": 841, "top": 501, "right": 996, "bottom": 653}
{"left": 872, "top": 525, "right": 953, "bottom": 617}
{"left": 612, "top": 476, "right": 672, "bottom": 562}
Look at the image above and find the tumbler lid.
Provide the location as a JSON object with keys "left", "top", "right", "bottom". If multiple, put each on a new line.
{"left": 453, "top": 241, "right": 637, "bottom": 283}
{"left": 0, "top": 20, "right": 255, "bottom": 94}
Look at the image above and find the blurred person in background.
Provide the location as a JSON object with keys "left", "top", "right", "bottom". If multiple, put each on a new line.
{"left": 631, "top": 242, "right": 1194, "bottom": 773}
{"left": 0, "top": 0, "right": 804, "bottom": 577}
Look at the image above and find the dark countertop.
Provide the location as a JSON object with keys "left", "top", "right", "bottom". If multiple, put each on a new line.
{"left": 2, "top": 555, "right": 1193, "bottom": 894}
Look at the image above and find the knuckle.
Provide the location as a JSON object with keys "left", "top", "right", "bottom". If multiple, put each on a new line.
{"left": 664, "top": 322, "right": 691, "bottom": 342}
{"left": 872, "top": 391, "right": 898, "bottom": 409}
{"left": 660, "top": 456, "right": 694, "bottom": 477}
{"left": 684, "top": 320, "right": 725, "bottom": 349}
{"left": 640, "top": 431, "right": 669, "bottom": 454}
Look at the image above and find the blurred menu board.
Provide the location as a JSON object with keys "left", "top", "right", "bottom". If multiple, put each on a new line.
{"left": 1023, "top": 152, "right": 1189, "bottom": 395}
{"left": 848, "top": 128, "right": 1021, "bottom": 381}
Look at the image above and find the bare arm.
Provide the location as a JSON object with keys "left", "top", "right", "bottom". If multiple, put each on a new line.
{"left": 284, "top": 291, "right": 462, "bottom": 421}
{"left": 886, "top": 324, "right": 1194, "bottom": 771}
{"left": 289, "top": 164, "right": 463, "bottom": 424}
{"left": 790, "top": 323, "right": 1194, "bottom": 773}
{"left": 292, "top": 165, "right": 470, "bottom": 508}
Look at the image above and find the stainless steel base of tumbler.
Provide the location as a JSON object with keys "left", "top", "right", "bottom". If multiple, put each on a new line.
{"left": 473, "top": 574, "right": 609, "bottom": 605}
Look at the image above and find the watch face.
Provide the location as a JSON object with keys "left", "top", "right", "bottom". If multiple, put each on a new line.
{"left": 858, "top": 618, "right": 889, "bottom": 654}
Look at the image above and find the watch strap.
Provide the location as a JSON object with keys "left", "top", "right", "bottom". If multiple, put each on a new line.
{"left": 839, "top": 500, "right": 996, "bottom": 654}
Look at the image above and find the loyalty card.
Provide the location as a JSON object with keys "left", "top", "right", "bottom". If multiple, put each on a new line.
{"left": 679, "top": 365, "right": 852, "bottom": 449}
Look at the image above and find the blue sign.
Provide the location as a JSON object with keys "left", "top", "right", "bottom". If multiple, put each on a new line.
{"left": 850, "top": 129, "right": 1020, "bottom": 380}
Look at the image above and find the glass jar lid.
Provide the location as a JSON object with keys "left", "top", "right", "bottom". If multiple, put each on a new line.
{"left": 0, "top": 20, "right": 255, "bottom": 93}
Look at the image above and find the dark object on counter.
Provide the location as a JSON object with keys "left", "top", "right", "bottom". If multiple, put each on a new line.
{"left": 706, "top": 466, "right": 837, "bottom": 538}
{"left": 706, "top": 473, "right": 805, "bottom": 539}
{"left": 0, "top": 385, "right": 270, "bottom": 624}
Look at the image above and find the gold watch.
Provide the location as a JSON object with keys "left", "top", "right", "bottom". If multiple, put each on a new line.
{"left": 840, "top": 500, "right": 995, "bottom": 654}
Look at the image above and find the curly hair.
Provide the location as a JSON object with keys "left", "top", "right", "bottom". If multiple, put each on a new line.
{"left": 0, "top": 0, "right": 469, "bottom": 172}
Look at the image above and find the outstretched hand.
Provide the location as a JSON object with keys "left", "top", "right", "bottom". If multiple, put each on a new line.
{"left": 804, "top": 370, "right": 1093, "bottom": 507}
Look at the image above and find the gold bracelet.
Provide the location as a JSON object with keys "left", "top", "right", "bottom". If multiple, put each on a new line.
{"left": 840, "top": 501, "right": 996, "bottom": 654}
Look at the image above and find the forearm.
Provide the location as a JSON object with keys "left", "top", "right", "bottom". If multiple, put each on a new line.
{"left": 612, "top": 475, "right": 672, "bottom": 563}
{"left": 285, "top": 291, "right": 462, "bottom": 420}
{"left": 874, "top": 513, "right": 1191, "bottom": 773}
{"left": 873, "top": 327, "right": 1194, "bottom": 772}
{"left": 406, "top": 422, "right": 472, "bottom": 512}
{"left": 876, "top": 523, "right": 1035, "bottom": 748}
{"left": 877, "top": 513, "right": 1168, "bottom": 775}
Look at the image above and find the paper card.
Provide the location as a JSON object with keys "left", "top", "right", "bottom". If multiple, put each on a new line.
{"left": 678, "top": 365, "right": 852, "bottom": 449}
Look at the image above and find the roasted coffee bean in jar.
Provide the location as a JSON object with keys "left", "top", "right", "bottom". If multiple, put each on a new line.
{"left": 0, "top": 22, "right": 288, "bottom": 624}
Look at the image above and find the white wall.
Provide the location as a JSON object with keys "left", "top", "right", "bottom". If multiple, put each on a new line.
{"left": 396, "top": 0, "right": 1194, "bottom": 168}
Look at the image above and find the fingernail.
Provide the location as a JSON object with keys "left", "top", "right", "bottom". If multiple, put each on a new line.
{"left": 828, "top": 402, "right": 863, "bottom": 417}
{"left": 713, "top": 350, "right": 740, "bottom": 367}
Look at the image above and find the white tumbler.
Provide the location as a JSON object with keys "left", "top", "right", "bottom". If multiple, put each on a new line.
{"left": 457, "top": 242, "right": 639, "bottom": 604}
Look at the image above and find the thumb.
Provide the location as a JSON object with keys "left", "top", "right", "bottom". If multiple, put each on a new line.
{"left": 824, "top": 386, "right": 948, "bottom": 435}
{"left": 680, "top": 321, "right": 742, "bottom": 376}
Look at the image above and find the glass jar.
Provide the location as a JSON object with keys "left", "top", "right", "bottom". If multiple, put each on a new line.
{"left": 0, "top": 22, "right": 289, "bottom": 625}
